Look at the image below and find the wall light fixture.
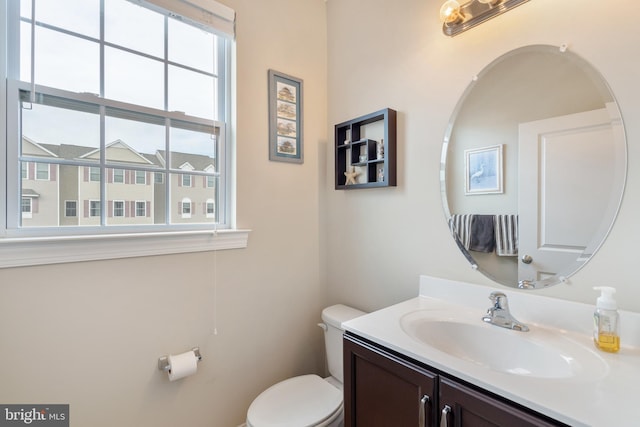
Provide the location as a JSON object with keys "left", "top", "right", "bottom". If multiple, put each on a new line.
{"left": 440, "top": 0, "right": 530, "bottom": 37}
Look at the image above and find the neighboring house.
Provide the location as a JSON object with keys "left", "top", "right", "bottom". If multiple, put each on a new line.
{"left": 20, "top": 137, "right": 216, "bottom": 227}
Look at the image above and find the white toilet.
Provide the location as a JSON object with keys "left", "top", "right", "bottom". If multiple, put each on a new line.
{"left": 246, "top": 304, "right": 365, "bottom": 427}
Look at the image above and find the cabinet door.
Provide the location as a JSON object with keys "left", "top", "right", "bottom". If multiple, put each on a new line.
{"left": 439, "top": 377, "right": 563, "bottom": 427}
{"left": 344, "top": 335, "right": 437, "bottom": 427}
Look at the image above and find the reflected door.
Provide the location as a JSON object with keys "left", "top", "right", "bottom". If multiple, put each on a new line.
{"left": 518, "top": 106, "right": 621, "bottom": 282}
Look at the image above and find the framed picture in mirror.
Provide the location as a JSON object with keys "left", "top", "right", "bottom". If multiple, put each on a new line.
{"left": 464, "top": 144, "right": 503, "bottom": 195}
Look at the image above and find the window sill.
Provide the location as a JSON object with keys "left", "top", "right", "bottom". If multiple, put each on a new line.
{"left": 0, "top": 229, "right": 250, "bottom": 268}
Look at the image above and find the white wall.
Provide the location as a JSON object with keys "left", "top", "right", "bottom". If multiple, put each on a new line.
{"left": 0, "top": 1, "right": 328, "bottom": 426}
{"left": 325, "top": 0, "right": 640, "bottom": 312}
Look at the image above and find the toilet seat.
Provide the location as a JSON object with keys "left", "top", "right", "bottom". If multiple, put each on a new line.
{"left": 246, "top": 374, "right": 342, "bottom": 427}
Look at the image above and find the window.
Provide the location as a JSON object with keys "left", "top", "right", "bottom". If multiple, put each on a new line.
{"left": 90, "top": 200, "right": 101, "bottom": 217}
{"left": 89, "top": 167, "right": 101, "bottom": 182}
{"left": 135, "top": 171, "right": 146, "bottom": 185}
{"left": 65, "top": 201, "right": 77, "bottom": 217}
{"left": 206, "top": 199, "right": 215, "bottom": 218}
{"left": 113, "top": 169, "right": 124, "bottom": 184}
{"left": 21, "top": 197, "right": 32, "bottom": 218}
{"left": 182, "top": 174, "right": 192, "bottom": 187}
{"left": 0, "top": 0, "right": 245, "bottom": 267}
{"left": 181, "top": 198, "right": 192, "bottom": 218}
{"left": 136, "top": 201, "right": 146, "bottom": 217}
{"left": 35, "top": 163, "right": 49, "bottom": 180}
{"left": 113, "top": 201, "right": 125, "bottom": 217}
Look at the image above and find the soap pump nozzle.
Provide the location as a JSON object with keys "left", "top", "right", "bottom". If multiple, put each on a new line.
{"left": 594, "top": 286, "right": 617, "bottom": 310}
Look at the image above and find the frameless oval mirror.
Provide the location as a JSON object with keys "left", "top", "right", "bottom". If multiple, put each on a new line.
{"left": 441, "top": 45, "right": 627, "bottom": 289}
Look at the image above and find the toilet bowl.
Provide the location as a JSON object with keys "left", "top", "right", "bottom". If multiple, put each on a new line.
{"left": 246, "top": 304, "right": 365, "bottom": 427}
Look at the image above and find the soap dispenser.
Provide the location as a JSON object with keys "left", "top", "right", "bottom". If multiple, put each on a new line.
{"left": 593, "top": 287, "right": 620, "bottom": 353}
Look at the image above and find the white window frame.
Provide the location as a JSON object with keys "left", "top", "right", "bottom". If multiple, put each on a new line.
{"left": 135, "top": 200, "right": 146, "bottom": 217}
{"left": 35, "top": 162, "right": 49, "bottom": 181}
{"left": 0, "top": 0, "right": 248, "bottom": 268}
{"left": 21, "top": 197, "right": 32, "bottom": 218}
{"left": 113, "top": 200, "right": 125, "bottom": 218}
{"left": 113, "top": 169, "right": 125, "bottom": 184}
{"left": 65, "top": 200, "right": 77, "bottom": 217}
{"left": 89, "top": 200, "right": 101, "bottom": 217}
{"left": 181, "top": 197, "right": 192, "bottom": 219}
{"left": 135, "top": 171, "right": 146, "bottom": 185}
{"left": 89, "top": 167, "right": 101, "bottom": 182}
{"left": 206, "top": 198, "right": 215, "bottom": 218}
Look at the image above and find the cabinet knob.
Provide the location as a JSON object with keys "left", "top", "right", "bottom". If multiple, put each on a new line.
{"left": 440, "top": 405, "right": 451, "bottom": 427}
{"left": 419, "top": 394, "right": 430, "bottom": 427}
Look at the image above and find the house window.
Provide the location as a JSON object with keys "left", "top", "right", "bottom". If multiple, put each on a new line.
{"left": 135, "top": 171, "right": 146, "bottom": 185}
{"left": 113, "top": 169, "right": 124, "bottom": 184}
{"left": 207, "top": 175, "right": 215, "bottom": 188}
{"left": 206, "top": 199, "right": 215, "bottom": 218}
{"left": 182, "top": 174, "right": 192, "bottom": 187}
{"left": 36, "top": 163, "right": 49, "bottom": 180}
{"left": 21, "top": 197, "right": 32, "bottom": 218}
{"left": 135, "top": 201, "right": 146, "bottom": 217}
{"left": 181, "top": 198, "right": 192, "bottom": 218}
{"left": 154, "top": 172, "right": 164, "bottom": 184}
{"left": 0, "top": 0, "right": 242, "bottom": 267}
{"left": 90, "top": 200, "right": 100, "bottom": 217}
{"left": 65, "top": 201, "right": 77, "bottom": 217}
{"left": 113, "top": 200, "right": 125, "bottom": 217}
{"left": 89, "top": 167, "right": 101, "bottom": 182}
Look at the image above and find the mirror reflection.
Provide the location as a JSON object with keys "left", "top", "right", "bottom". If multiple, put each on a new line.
{"left": 441, "top": 45, "right": 626, "bottom": 289}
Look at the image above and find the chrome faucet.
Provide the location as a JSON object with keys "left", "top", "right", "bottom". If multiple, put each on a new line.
{"left": 482, "top": 291, "right": 529, "bottom": 332}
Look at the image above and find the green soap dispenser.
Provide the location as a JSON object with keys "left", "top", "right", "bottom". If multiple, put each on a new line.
{"left": 593, "top": 287, "right": 620, "bottom": 353}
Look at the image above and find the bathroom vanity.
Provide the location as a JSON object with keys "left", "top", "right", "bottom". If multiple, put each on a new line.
{"left": 342, "top": 276, "right": 640, "bottom": 427}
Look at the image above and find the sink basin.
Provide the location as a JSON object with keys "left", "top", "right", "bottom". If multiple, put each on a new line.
{"left": 400, "top": 310, "right": 607, "bottom": 379}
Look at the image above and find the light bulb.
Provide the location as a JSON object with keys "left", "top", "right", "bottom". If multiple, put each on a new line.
{"left": 440, "top": 0, "right": 462, "bottom": 24}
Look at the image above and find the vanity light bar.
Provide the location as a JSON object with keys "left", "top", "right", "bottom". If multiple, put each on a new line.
{"left": 442, "top": 0, "right": 530, "bottom": 37}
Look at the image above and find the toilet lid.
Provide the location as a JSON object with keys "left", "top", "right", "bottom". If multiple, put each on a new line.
{"left": 247, "top": 374, "right": 342, "bottom": 427}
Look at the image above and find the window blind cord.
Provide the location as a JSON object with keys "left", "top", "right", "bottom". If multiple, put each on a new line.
{"left": 212, "top": 223, "right": 218, "bottom": 336}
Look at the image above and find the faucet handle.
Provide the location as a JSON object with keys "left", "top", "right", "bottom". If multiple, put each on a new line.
{"left": 488, "top": 291, "right": 509, "bottom": 310}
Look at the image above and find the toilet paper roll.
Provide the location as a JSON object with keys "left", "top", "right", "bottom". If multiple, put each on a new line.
{"left": 167, "top": 351, "right": 198, "bottom": 381}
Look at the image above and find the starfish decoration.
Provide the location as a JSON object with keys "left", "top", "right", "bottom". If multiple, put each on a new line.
{"left": 344, "top": 167, "right": 360, "bottom": 185}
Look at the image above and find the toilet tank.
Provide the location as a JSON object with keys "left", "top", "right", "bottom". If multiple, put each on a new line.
{"left": 321, "top": 304, "right": 365, "bottom": 384}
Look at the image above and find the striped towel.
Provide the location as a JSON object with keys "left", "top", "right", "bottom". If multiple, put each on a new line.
{"left": 449, "top": 214, "right": 473, "bottom": 250}
{"left": 494, "top": 214, "right": 518, "bottom": 256}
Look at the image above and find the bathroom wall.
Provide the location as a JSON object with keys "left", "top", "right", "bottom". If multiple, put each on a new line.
{"left": 0, "top": 1, "right": 328, "bottom": 426}
{"left": 325, "top": 0, "right": 640, "bottom": 312}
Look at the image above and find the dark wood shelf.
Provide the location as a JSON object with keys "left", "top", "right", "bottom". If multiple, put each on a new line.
{"left": 335, "top": 108, "right": 397, "bottom": 190}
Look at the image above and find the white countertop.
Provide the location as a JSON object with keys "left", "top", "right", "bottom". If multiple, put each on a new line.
{"left": 343, "top": 275, "right": 640, "bottom": 427}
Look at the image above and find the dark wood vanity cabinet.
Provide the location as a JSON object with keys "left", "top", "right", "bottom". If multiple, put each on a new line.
{"left": 344, "top": 333, "right": 565, "bottom": 427}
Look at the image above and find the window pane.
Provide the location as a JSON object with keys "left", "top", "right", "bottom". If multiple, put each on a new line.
{"left": 168, "top": 18, "right": 215, "bottom": 74}
{"left": 21, "top": 97, "right": 101, "bottom": 158}
{"left": 170, "top": 122, "right": 217, "bottom": 161}
{"left": 20, "top": 162, "right": 58, "bottom": 227}
{"left": 169, "top": 65, "right": 216, "bottom": 119}
{"left": 65, "top": 201, "right": 77, "bottom": 217}
{"left": 21, "top": 24, "right": 100, "bottom": 94}
{"left": 105, "top": 169, "right": 157, "bottom": 226}
{"left": 170, "top": 174, "right": 216, "bottom": 224}
{"left": 23, "top": 0, "right": 100, "bottom": 38}
{"left": 105, "top": 112, "right": 165, "bottom": 165}
{"left": 105, "top": 0, "right": 164, "bottom": 58}
{"left": 105, "top": 47, "right": 164, "bottom": 109}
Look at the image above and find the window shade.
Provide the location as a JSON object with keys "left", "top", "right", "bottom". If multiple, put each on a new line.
{"left": 130, "top": 0, "right": 236, "bottom": 39}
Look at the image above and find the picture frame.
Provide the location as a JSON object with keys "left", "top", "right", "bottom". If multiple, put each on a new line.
{"left": 464, "top": 144, "right": 503, "bottom": 195}
{"left": 268, "top": 69, "right": 303, "bottom": 164}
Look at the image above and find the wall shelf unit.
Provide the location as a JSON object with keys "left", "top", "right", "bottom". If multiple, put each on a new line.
{"left": 335, "top": 108, "right": 397, "bottom": 190}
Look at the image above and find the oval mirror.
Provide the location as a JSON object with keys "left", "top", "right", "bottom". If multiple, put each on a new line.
{"left": 441, "top": 45, "right": 627, "bottom": 289}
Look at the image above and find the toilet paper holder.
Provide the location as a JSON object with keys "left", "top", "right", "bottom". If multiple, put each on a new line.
{"left": 158, "top": 347, "right": 202, "bottom": 372}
